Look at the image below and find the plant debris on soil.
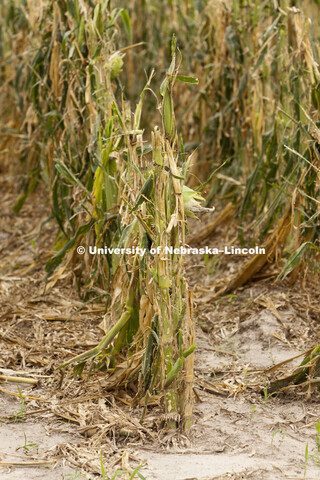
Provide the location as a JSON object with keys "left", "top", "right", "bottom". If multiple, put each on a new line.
{"left": 1, "top": 174, "right": 320, "bottom": 479}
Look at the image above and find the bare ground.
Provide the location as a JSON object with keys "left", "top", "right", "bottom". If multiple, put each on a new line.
{"left": 1, "top": 174, "right": 320, "bottom": 479}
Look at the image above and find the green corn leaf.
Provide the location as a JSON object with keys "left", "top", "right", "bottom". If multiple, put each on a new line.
{"left": 45, "top": 219, "right": 94, "bottom": 277}
{"left": 111, "top": 101, "right": 124, "bottom": 129}
{"left": 120, "top": 9, "right": 132, "bottom": 43}
{"left": 55, "top": 161, "right": 91, "bottom": 197}
{"left": 130, "top": 173, "right": 154, "bottom": 213}
{"left": 159, "top": 76, "right": 168, "bottom": 97}
{"left": 164, "top": 357, "right": 183, "bottom": 389}
{"left": 176, "top": 75, "right": 199, "bottom": 84}
{"left": 164, "top": 344, "right": 195, "bottom": 389}
{"left": 166, "top": 34, "right": 176, "bottom": 76}
{"left": 136, "top": 144, "right": 152, "bottom": 156}
{"left": 163, "top": 89, "right": 174, "bottom": 137}
{"left": 78, "top": 16, "right": 85, "bottom": 46}
{"left": 13, "top": 193, "right": 28, "bottom": 214}
{"left": 263, "top": 14, "right": 281, "bottom": 42}
{"left": 93, "top": 3, "right": 103, "bottom": 37}
{"left": 253, "top": 44, "right": 268, "bottom": 72}
{"left": 119, "top": 220, "right": 136, "bottom": 249}
{"left": 278, "top": 242, "right": 318, "bottom": 281}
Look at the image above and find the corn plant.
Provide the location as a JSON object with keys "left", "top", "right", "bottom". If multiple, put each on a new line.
{"left": 2, "top": 1, "right": 201, "bottom": 428}
{"left": 56, "top": 34, "right": 198, "bottom": 429}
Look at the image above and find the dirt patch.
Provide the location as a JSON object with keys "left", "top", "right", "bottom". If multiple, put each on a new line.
{"left": 0, "top": 421, "right": 78, "bottom": 480}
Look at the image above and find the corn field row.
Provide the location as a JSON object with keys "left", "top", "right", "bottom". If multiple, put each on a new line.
{"left": 1, "top": 0, "right": 320, "bottom": 428}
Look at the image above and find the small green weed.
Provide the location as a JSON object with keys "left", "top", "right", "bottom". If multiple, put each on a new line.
{"left": 304, "top": 442, "right": 309, "bottom": 478}
{"left": 271, "top": 429, "right": 288, "bottom": 446}
{"left": 204, "top": 255, "right": 221, "bottom": 275}
{"left": 215, "top": 294, "right": 238, "bottom": 307}
{"left": 17, "top": 432, "right": 40, "bottom": 452}
{"left": 103, "top": 451, "right": 147, "bottom": 480}
{"left": 316, "top": 421, "right": 320, "bottom": 452}
{"left": 302, "top": 422, "right": 320, "bottom": 470}
{"left": 63, "top": 468, "right": 87, "bottom": 480}
{"left": 250, "top": 405, "right": 257, "bottom": 421}
{"left": 263, "top": 383, "right": 275, "bottom": 405}
{"left": 11, "top": 386, "right": 26, "bottom": 421}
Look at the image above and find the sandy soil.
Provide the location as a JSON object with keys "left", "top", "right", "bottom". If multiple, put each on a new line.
{"left": 1, "top": 176, "right": 320, "bottom": 479}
